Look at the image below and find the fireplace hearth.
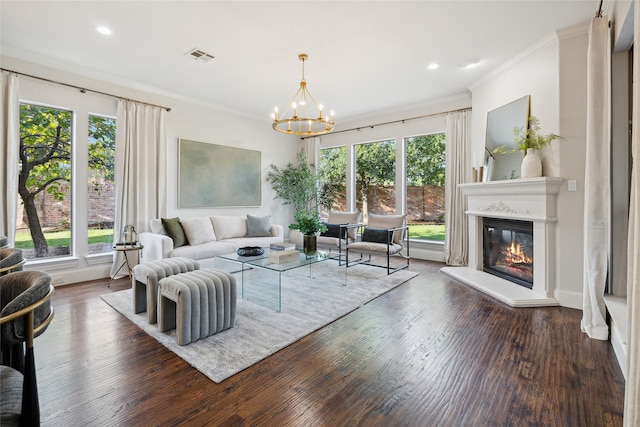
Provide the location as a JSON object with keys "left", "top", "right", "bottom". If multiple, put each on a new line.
{"left": 483, "top": 218, "right": 533, "bottom": 289}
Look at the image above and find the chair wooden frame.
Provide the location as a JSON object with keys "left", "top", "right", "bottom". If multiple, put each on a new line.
{"left": 345, "top": 224, "right": 410, "bottom": 275}
{"left": 0, "top": 283, "right": 55, "bottom": 426}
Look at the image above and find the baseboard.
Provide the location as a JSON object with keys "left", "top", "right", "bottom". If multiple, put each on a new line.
{"left": 554, "top": 289, "right": 582, "bottom": 310}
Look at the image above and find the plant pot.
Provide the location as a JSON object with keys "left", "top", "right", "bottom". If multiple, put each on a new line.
{"left": 303, "top": 233, "right": 317, "bottom": 257}
{"left": 521, "top": 148, "right": 542, "bottom": 179}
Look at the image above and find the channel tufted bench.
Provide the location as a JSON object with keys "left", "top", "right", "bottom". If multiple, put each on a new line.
{"left": 132, "top": 257, "right": 200, "bottom": 324}
{"left": 157, "top": 269, "right": 237, "bottom": 346}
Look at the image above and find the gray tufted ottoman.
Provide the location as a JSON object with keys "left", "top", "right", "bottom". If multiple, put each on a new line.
{"left": 132, "top": 257, "right": 200, "bottom": 324}
{"left": 157, "top": 269, "right": 237, "bottom": 346}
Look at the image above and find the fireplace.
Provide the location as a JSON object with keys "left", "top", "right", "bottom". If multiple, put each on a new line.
{"left": 483, "top": 218, "right": 534, "bottom": 289}
{"left": 440, "top": 177, "right": 562, "bottom": 307}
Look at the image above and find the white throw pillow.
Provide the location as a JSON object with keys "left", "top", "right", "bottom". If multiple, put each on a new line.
{"left": 180, "top": 217, "right": 217, "bottom": 246}
{"left": 211, "top": 216, "right": 247, "bottom": 240}
{"left": 247, "top": 214, "right": 272, "bottom": 237}
{"left": 149, "top": 218, "right": 166, "bottom": 235}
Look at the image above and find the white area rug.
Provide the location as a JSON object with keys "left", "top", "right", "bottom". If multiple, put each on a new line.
{"left": 101, "top": 262, "right": 417, "bottom": 383}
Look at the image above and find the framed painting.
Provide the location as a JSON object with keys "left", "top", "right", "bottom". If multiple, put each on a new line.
{"left": 178, "top": 139, "right": 261, "bottom": 208}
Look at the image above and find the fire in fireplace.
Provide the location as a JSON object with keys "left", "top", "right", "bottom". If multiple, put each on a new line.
{"left": 483, "top": 218, "right": 534, "bottom": 289}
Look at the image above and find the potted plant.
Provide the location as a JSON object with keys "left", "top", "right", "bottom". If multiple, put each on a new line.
{"left": 493, "top": 116, "right": 562, "bottom": 179}
{"left": 266, "top": 150, "right": 336, "bottom": 255}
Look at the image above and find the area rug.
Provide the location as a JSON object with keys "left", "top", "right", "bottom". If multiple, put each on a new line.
{"left": 100, "top": 262, "right": 418, "bottom": 383}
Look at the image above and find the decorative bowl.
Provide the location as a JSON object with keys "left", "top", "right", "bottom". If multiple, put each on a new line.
{"left": 236, "top": 246, "right": 264, "bottom": 257}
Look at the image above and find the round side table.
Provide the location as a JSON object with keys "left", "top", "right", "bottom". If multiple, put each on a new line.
{"left": 107, "top": 243, "right": 143, "bottom": 287}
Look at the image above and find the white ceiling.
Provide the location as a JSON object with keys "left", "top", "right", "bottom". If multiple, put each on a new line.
{"left": 0, "top": 1, "right": 600, "bottom": 122}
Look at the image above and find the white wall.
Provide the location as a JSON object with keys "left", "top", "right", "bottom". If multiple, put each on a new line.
{"left": 469, "top": 24, "right": 589, "bottom": 309}
{"left": 3, "top": 55, "right": 299, "bottom": 285}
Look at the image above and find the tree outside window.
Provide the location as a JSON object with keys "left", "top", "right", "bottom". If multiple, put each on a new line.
{"left": 406, "top": 133, "right": 446, "bottom": 241}
{"left": 355, "top": 140, "right": 396, "bottom": 223}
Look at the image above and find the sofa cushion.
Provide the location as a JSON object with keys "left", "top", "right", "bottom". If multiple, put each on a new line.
{"left": 181, "top": 217, "right": 217, "bottom": 246}
{"left": 247, "top": 215, "right": 271, "bottom": 237}
{"left": 162, "top": 217, "right": 187, "bottom": 248}
{"left": 211, "top": 216, "right": 247, "bottom": 240}
{"left": 172, "top": 241, "right": 237, "bottom": 260}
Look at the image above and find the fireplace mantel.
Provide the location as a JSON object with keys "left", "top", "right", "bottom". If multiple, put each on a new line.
{"left": 441, "top": 177, "right": 563, "bottom": 307}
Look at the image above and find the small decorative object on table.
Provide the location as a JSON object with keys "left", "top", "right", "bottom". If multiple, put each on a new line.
{"left": 270, "top": 242, "right": 296, "bottom": 251}
{"left": 236, "top": 246, "right": 264, "bottom": 257}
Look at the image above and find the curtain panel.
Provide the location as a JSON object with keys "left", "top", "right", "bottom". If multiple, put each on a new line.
{"left": 623, "top": 2, "right": 640, "bottom": 424}
{"left": 111, "top": 100, "right": 167, "bottom": 277}
{"left": 581, "top": 16, "right": 611, "bottom": 341}
{"left": 444, "top": 110, "right": 471, "bottom": 266}
{"left": 0, "top": 72, "right": 19, "bottom": 244}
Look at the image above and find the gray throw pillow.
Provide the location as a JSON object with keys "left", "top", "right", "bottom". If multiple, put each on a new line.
{"left": 247, "top": 215, "right": 271, "bottom": 237}
{"left": 161, "top": 217, "right": 187, "bottom": 247}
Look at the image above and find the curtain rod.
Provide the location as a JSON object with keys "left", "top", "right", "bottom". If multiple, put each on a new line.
{"left": 306, "top": 106, "right": 471, "bottom": 139}
{"left": 1, "top": 68, "right": 172, "bottom": 112}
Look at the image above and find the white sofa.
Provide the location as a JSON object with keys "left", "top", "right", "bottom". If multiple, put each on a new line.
{"left": 139, "top": 215, "right": 284, "bottom": 264}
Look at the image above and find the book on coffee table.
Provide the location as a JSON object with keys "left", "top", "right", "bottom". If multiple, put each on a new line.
{"left": 270, "top": 242, "right": 296, "bottom": 251}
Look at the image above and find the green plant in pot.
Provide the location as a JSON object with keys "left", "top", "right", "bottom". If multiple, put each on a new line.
{"left": 266, "top": 150, "right": 337, "bottom": 256}
{"left": 492, "top": 116, "right": 562, "bottom": 179}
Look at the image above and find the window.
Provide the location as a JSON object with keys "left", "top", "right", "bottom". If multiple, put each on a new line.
{"left": 16, "top": 103, "right": 116, "bottom": 260}
{"left": 318, "top": 146, "right": 346, "bottom": 219}
{"left": 17, "top": 103, "right": 73, "bottom": 259}
{"left": 87, "top": 115, "right": 116, "bottom": 254}
{"left": 405, "top": 133, "right": 446, "bottom": 241}
{"left": 354, "top": 139, "right": 396, "bottom": 223}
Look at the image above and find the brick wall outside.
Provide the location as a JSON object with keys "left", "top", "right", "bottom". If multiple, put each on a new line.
{"left": 16, "top": 181, "right": 115, "bottom": 230}
{"left": 324, "top": 184, "right": 444, "bottom": 224}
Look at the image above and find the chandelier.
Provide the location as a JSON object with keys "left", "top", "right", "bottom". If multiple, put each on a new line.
{"left": 272, "top": 54, "right": 335, "bottom": 136}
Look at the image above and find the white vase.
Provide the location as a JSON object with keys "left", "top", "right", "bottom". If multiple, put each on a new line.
{"left": 521, "top": 148, "right": 542, "bottom": 179}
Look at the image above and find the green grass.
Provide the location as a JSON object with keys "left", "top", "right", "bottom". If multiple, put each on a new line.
{"left": 14, "top": 229, "right": 113, "bottom": 249}
{"left": 408, "top": 223, "right": 445, "bottom": 241}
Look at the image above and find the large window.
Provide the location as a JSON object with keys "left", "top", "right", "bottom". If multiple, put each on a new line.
{"left": 16, "top": 103, "right": 116, "bottom": 259}
{"left": 87, "top": 115, "right": 116, "bottom": 254}
{"left": 355, "top": 139, "right": 396, "bottom": 223}
{"left": 405, "top": 133, "right": 446, "bottom": 241}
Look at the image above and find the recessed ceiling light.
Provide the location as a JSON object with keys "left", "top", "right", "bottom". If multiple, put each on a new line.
{"left": 427, "top": 63, "right": 440, "bottom": 71}
{"left": 463, "top": 59, "right": 480, "bottom": 69}
{"left": 96, "top": 26, "right": 112, "bottom": 36}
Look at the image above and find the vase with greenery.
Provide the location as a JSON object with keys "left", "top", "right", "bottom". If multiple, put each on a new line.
{"left": 266, "top": 150, "right": 337, "bottom": 254}
{"left": 492, "top": 116, "right": 562, "bottom": 179}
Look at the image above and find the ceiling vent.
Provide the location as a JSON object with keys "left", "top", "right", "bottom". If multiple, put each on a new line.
{"left": 187, "top": 48, "right": 214, "bottom": 62}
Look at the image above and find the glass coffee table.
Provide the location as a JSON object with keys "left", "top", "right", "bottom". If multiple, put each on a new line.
{"left": 215, "top": 248, "right": 344, "bottom": 312}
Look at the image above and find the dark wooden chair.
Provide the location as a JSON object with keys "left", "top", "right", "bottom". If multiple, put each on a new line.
{"left": 0, "top": 271, "right": 55, "bottom": 426}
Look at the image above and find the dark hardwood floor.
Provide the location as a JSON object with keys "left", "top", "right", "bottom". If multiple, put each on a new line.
{"left": 34, "top": 260, "right": 625, "bottom": 426}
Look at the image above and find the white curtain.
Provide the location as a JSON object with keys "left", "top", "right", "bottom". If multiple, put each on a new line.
{"left": 0, "top": 72, "right": 19, "bottom": 244}
{"left": 623, "top": 2, "right": 640, "bottom": 424}
{"left": 110, "top": 100, "right": 167, "bottom": 276}
{"left": 444, "top": 110, "right": 471, "bottom": 266}
{"left": 305, "top": 137, "right": 320, "bottom": 172}
{"left": 581, "top": 16, "right": 611, "bottom": 341}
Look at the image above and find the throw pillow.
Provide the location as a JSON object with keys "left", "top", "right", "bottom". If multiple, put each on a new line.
{"left": 361, "top": 228, "right": 392, "bottom": 244}
{"left": 180, "top": 217, "right": 217, "bottom": 246}
{"left": 161, "top": 217, "right": 187, "bottom": 248}
{"left": 211, "top": 216, "right": 248, "bottom": 240}
{"left": 320, "top": 223, "right": 347, "bottom": 239}
{"left": 247, "top": 215, "right": 272, "bottom": 237}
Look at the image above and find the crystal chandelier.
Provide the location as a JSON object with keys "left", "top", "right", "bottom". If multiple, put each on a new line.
{"left": 272, "top": 54, "right": 335, "bottom": 136}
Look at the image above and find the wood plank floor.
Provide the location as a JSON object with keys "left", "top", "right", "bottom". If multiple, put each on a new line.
{"left": 34, "top": 260, "right": 625, "bottom": 426}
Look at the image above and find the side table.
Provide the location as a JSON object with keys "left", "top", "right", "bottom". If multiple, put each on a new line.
{"left": 107, "top": 243, "right": 143, "bottom": 287}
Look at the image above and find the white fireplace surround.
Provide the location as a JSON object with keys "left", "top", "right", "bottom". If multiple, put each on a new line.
{"left": 441, "top": 177, "right": 563, "bottom": 307}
